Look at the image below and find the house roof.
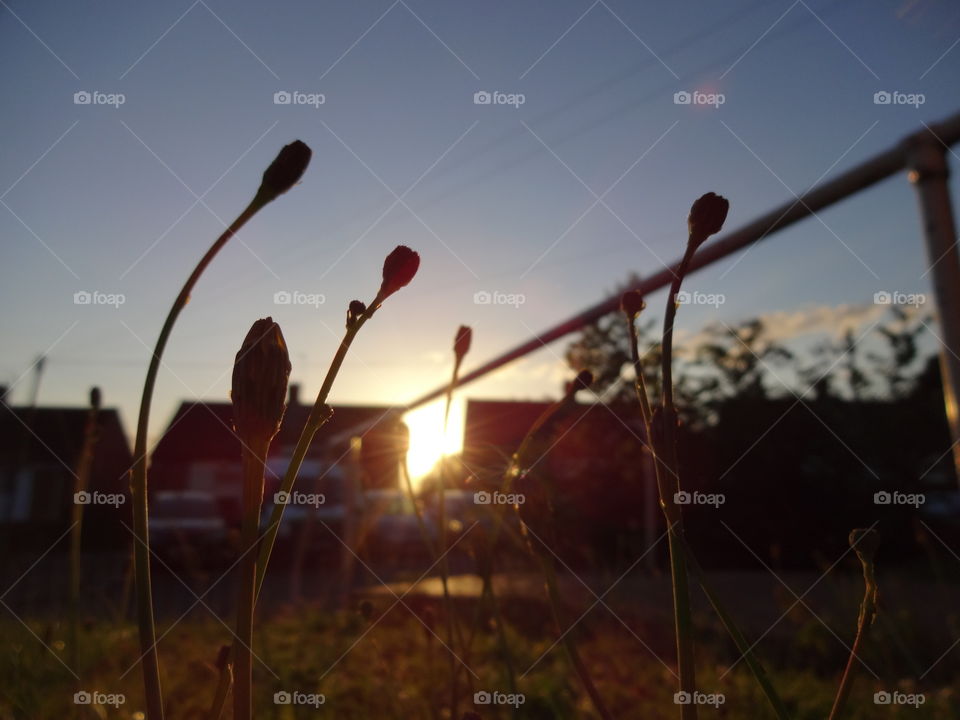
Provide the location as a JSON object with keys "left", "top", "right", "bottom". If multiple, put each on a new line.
{"left": 0, "top": 404, "right": 132, "bottom": 490}
{"left": 149, "top": 398, "right": 401, "bottom": 466}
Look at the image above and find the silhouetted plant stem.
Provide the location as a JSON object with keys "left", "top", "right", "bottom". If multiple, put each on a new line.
{"left": 829, "top": 529, "right": 880, "bottom": 720}
{"left": 130, "top": 197, "right": 264, "bottom": 720}
{"left": 130, "top": 140, "right": 311, "bottom": 720}
{"left": 658, "top": 246, "right": 699, "bottom": 720}
{"left": 234, "top": 438, "right": 270, "bottom": 720}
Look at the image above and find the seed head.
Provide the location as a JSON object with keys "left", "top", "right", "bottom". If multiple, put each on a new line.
{"left": 454, "top": 325, "right": 472, "bottom": 363}
{"left": 257, "top": 140, "right": 311, "bottom": 204}
{"left": 231, "top": 318, "right": 291, "bottom": 444}
{"left": 620, "top": 290, "right": 646, "bottom": 319}
{"left": 688, "top": 192, "right": 729, "bottom": 247}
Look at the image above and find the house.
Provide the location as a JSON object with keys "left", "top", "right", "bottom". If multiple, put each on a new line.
{"left": 148, "top": 385, "right": 405, "bottom": 526}
{"left": 0, "top": 399, "right": 132, "bottom": 548}
{"left": 461, "top": 398, "right": 655, "bottom": 568}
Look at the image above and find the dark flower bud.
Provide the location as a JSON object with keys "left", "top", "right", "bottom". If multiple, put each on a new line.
{"left": 89, "top": 386, "right": 101, "bottom": 410}
{"left": 256, "top": 140, "right": 312, "bottom": 204}
{"left": 687, "top": 192, "right": 729, "bottom": 247}
{"left": 849, "top": 528, "right": 880, "bottom": 564}
{"left": 454, "top": 325, "right": 472, "bottom": 363}
{"left": 377, "top": 245, "right": 420, "bottom": 302}
{"left": 231, "top": 318, "right": 291, "bottom": 444}
{"left": 620, "top": 290, "right": 646, "bottom": 319}
{"left": 347, "top": 300, "right": 366, "bottom": 328}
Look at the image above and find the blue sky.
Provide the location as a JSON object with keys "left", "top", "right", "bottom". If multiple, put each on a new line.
{"left": 1, "top": 0, "right": 959, "bottom": 449}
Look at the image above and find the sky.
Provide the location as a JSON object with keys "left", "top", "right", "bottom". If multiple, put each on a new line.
{"left": 1, "top": 0, "right": 959, "bottom": 469}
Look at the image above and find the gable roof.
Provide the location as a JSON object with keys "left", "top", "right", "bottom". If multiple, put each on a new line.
{"left": 0, "top": 404, "right": 132, "bottom": 492}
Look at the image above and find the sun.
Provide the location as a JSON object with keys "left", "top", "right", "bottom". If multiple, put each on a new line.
{"left": 403, "top": 398, "right": 465, "bottom": 483}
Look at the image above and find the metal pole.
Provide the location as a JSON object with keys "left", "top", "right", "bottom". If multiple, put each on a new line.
{"left": 905, "top": 128, "right": 960, "bottom": 486}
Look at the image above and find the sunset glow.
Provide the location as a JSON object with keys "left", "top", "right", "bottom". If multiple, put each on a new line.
{"left": 403, "top": 398, "right": 465, "bottom": 481}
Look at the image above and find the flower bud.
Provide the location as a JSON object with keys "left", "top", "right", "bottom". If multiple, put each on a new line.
{"left": 454, "top": 325, "right": 472, "bottom": 363}
{"left": 256, "top": 140, "right": 312, "bottom": 204}
{"left": 377, "top": 245, "right": 420, "bottom": 302}
{"left": 620, "top": 290, "right": 646, "bottom": 319}
{"left": 347, "top": 300, "right": 366, "bottom": 328}
{"left": 89, "top": 386, "right": 101, "bottom": 410}
{"left": 231, "top": 318, "right": 291, "bottom": 444}
{"left": 687, "top": 192, "right": 729, "bottom": 247}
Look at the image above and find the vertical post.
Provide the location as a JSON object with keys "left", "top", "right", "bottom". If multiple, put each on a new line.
{"left": 906, "top": 131, "right": 960, "bottom": 486}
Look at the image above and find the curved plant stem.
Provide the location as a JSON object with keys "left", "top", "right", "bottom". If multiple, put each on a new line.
{"left": 828, "top": 540, "right": 879, "bottom": 720}
{"left": 657, "top": 243, "right": 700, "bottom": 720}
{"left": 130, "top": 196, "right": 266, "bottom": 720}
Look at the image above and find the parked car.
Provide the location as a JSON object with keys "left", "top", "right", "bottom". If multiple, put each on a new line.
{"left": 149, "top": 490, "right": 229, "bottom": 568}
{"left": 259, "top": 463, "right": 348, "bottom": 558}
{"left": 359, "top": 489, "right": 434, "bottom": 564}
